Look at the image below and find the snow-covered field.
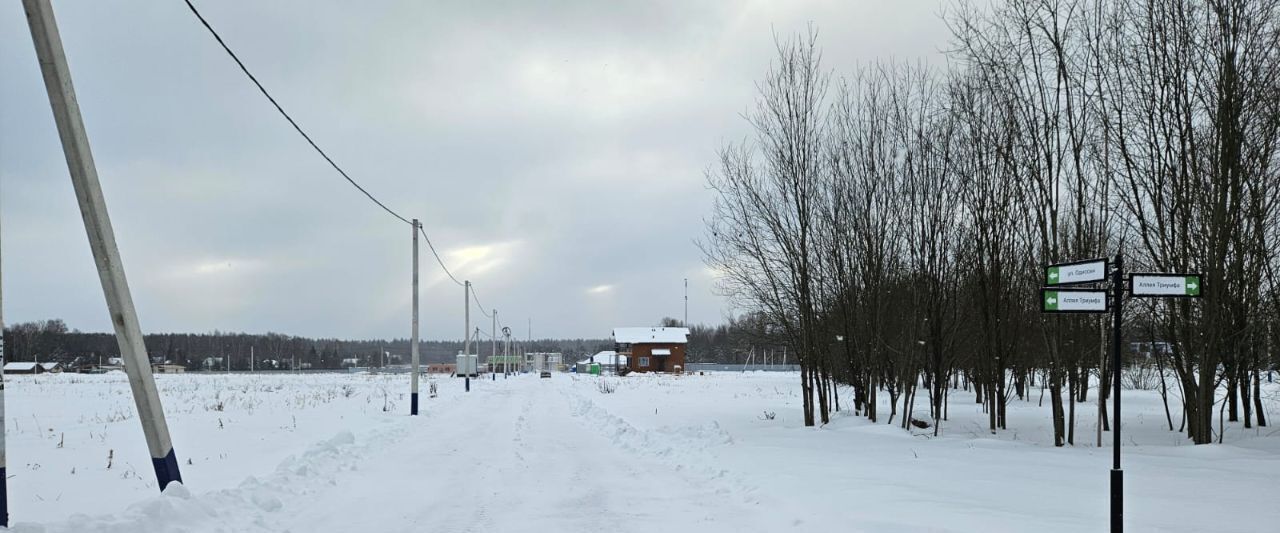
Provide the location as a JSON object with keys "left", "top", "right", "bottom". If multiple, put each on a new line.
{"left": 4, "top": 371, "right": 1278, "bottom": 532}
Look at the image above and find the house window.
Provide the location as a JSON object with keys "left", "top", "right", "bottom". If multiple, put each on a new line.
{"left": 639, "top": 356, "right": 651, "bottom": 368}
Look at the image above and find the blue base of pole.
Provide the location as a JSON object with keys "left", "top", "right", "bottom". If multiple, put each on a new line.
{"left": 410, "top": 392, "right": 419, "bottom": 415}
{"left": 1, "top": 466, "right": 8, "bottom": 527}
{"left": 151, "top": 448, "right": 183, "bottom": 490}
{"left": 465, "top": 377, "right": 471, "bottom": 392}
{"left": 1111, "top": 469, "right": 1123, "bottom": 533}
{"left": 492, "top": 372, "right": 495, "bottom": 381}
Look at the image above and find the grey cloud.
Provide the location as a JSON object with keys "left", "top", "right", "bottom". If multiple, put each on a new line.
{"left": 0, "top": 0, "right": 953, "bottom": 339}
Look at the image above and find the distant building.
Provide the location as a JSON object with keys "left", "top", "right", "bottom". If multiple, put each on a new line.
{"left": 426, "top": 363, "right": 456, "bottom": 374}
{"left": 575, "top": 351, "right": 627, "bottom": 374}
{"left": 526, "top": 353, "right": 563, "bottom": 373}
{"left": 152, "top": 364, "right": 186, "bottom": 374}
{"left": 612, "top": 327, "right": 689, "bottom": 374}
{"left": 4, "top": 362, "right": 43, "bottom": 374}
{"left": 40, "top": 362, "right": 64, "bottom": 373}
{"left": 341, "top": 358, "right": 360, "bottom": 368}
{"left": 488, "top": 354, "right": 522, "bottom": 372}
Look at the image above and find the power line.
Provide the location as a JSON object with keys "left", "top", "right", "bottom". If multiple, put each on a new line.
{"left": 418, "top": 225, "right": 465, "bottom": 287}
{"left": 186, "top": 0, "right": 517, "bottom": 325}
{"left": 183, "top": 0, "right": 410, "bottom": 225}
{"left": 470, "top": 284, "right": 494, "bottom": 319}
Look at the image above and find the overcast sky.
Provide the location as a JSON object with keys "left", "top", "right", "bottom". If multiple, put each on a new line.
{"left": 0, "top": 1, "right": 951, "bottom": 340}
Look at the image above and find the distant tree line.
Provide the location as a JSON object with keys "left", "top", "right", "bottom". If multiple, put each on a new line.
{"left": 2, "top": 318, "right": 612, "bottom": 371}
{"left": 702, "top": 0, "right": 1280, "bottom": 444}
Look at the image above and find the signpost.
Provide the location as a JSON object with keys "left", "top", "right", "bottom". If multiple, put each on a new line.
{"left": 1040, "top": 255, "right": 1203, "bottom": 533}
{"left": 1042, "top": 288, "right": 1109, "bottom": 313}
{"left": 1045, "top": 257, "right": 1108, "bottom": 286}
{"left": 1129, "top": 273, "right": 1202, "bottom": 297}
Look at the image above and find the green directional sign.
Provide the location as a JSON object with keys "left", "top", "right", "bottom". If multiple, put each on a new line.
{"left": 1046, "top": 258, "right": 1108, "bottom": 286}
{"left": 1130, "top": 273, "right": 1203, "bottom": 298}
{"left": 1041, "top": 288, "right": 1109, "bottom": 313}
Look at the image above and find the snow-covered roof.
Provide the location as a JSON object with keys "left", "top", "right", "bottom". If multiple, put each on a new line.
{"left": 612, "top": 327, "right": 689, "bottom": 344}
{"left": 39, "top": 362, "right": 61, "bottom": 370}
{"left": 4, "top": 362, "right": 39, "bottom": 371}
{"left": 577, "top": 351, "right": 627, "bottom": 365}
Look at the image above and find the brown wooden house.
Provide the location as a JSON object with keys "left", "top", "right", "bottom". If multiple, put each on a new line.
{"left": 612, "top": 327, "right": 689, "bottom": 374}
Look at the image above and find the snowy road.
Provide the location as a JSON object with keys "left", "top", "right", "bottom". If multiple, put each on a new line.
{"left": 270, "top": 379, "right": 776, "bottom": 533}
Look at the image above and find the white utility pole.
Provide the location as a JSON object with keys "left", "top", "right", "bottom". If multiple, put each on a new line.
{"left": 23, "top": 0, "right": 182, "bottom": 490}
{"left": 250, "top": 345, "right": 255, "bottom": 373}
{"left": 502, "top": 327, "right": 511, "bottom": 378}
{"left": 684, "top": 277, "right": 688, "bottom": 327}
{"left": 491, "top": 309, "right": 497, "bottom": 380}
{"left": 411, "top": 219, "right": 421, "bottom": 415}
{"left": 464, "top": 281, "right": 471, "bottom": 390}
{"left": 0, "top": 182, "right": 9, "bottom": 525}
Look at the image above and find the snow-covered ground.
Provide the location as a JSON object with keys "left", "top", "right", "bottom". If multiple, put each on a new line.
{"left": 4, "top": 371, "right": 1278, "bottom": 532}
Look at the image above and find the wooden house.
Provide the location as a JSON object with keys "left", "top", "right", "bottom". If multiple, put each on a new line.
{"left": 612, "top": 327, "right": 689, "bottom": 374}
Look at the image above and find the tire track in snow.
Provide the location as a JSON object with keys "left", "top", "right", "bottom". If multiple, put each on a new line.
{"left": 557, "top": 384, "right": 762, "bottom": 505}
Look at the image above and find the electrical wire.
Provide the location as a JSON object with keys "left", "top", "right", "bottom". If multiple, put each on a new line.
{"left": 184, "top": 0, "right": 411, "bottom": 225}
{"left": 470, "top": 284, "right": 494, "bottom": 319}
{"left": 417, "top": 225, "right": 465, "bottom": 287}
{"left": 186, "top": 0, "right": 519, "bottom": 325}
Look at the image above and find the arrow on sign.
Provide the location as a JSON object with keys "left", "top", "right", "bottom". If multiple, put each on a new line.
{"left": 1047, "top": 297, "right": 1058, "bottom": 305}
{"left": 1186, "top": 282, "right": 1198, "bottom": 290}
{"left": 1048, "top": 271, "right": 1059, "bottom": 280}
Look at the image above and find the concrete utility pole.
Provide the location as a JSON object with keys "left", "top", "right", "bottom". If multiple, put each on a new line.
{"left": 684, "top": 277, "right": 688, "bottom": 327}
{"left": 491, "top": 309, "right": 497, "bottom": 381}
{"left": 411, "top": 219, "right": 421, "bottom": 415}
{"left": 250, "top": 345, "right": 255, "bottom": 373}
{"left": 464, "top": 280, "right": 471, "bottom": 391}
{"left": 502, "top": 327, "right": 511, "bottom": 378}
{"left": 1, "top": 183, "right": 9, "bottom": 526}
{"left": 22, "top": 0, "right": 181, "bottom": 490}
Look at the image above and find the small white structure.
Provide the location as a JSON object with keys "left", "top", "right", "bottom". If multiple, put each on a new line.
{"left": 575, "top": 351, "right": 628, "bottom": 373}
{"left": 455, "top": 353, "right": 478, "bottom": 377}
{"left": 39, "top": 362, "right": 63, "bottom": 373}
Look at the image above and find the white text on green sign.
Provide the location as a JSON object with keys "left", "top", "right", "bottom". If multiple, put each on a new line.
{"left": 1043, "top": 290, "right": 1108, "bottom": 312}
{"left": 1046, "top": 259, "right": 1107, "bottom": 285}
{"left": 1131, "top": 274, "right": 1201, "bottom": 297}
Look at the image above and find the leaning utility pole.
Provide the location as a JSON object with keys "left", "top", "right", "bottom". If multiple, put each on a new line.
{"left": 410, "top": 219, "right": 421, "bottom": 415}
{"left": 23, "top": 0, "right": 181, "bottom": 490}
{"left": 0, "top": 184, "right": 9, "bottom": 526}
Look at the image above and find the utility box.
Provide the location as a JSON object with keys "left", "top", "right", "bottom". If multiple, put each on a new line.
{"left": 455, "top": 353, "right": 478, "bottom": 377}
